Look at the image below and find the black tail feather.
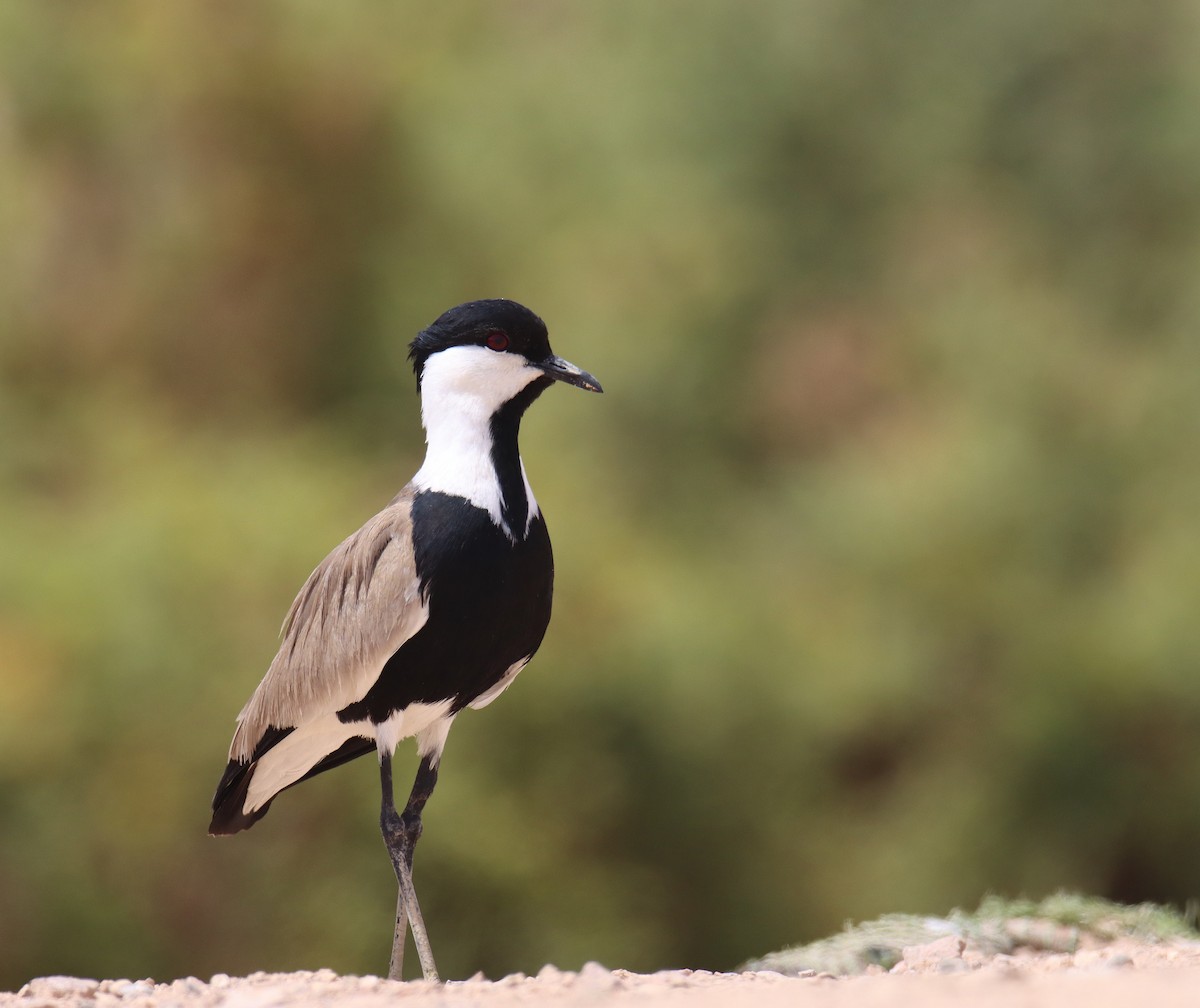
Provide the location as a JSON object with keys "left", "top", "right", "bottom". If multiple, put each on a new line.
{"left": 208, "top": 728, "right": 376, "bottom": 836}
{"left": 209, "top": 757, "right": 273, "bottom": 835}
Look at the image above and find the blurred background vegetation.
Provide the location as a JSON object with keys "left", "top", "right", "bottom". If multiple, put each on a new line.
{"left": 2, "top": 0, "right": 1200, "bottom": 988}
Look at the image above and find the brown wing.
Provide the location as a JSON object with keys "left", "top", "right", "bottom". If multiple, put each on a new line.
{"left": 228, "top": 486, "right": 429, "bottom": 762}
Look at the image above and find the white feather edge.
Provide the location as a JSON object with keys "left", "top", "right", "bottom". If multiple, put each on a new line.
{"left": 244, "top": 701, "right": 456, "bottom": 814}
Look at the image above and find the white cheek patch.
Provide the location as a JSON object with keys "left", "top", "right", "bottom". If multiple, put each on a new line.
{"left": 420, "top": 344, "right": 542, "bottom": 411}
{"left": 412, "top": 345, "right": 542, "bottom": 535}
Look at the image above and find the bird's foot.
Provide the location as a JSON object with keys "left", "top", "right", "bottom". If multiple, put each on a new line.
{"left": 381, "top": 809, "right": 438, "bottom": 983}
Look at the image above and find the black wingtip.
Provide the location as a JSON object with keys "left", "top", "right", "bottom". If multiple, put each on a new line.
{"left": 209, "top": 758, "right": 272, "bottom": 836}
{"left": 207, "top": 730, "right": 376, "bottom": 836}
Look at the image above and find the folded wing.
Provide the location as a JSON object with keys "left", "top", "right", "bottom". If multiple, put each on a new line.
{"left": 210, "top": 487, "right": 429, "bottom": 834}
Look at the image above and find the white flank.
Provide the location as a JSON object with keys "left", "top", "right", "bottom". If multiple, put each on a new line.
{"left": 244, "top": 699, "right": 459, "bottom": 815}
{"left": 372, "top": 698, "right": 455, "bottom": 758}
{"left": 414, "top": 713, "right": 456, "bottom": 765}
{"left": 412, "top": 345, "right": 541, "bottom": 536}
{"left": 468, "top": 656, "right": 530, "bottom": 710}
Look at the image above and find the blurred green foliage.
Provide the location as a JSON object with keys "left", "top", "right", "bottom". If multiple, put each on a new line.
{"left": 2, "top": 0, "right": 1200, "bottom": 988}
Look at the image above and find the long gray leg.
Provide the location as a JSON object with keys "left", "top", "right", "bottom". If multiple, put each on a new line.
{"left": 380, "top": 752, "right": 440, "bottom": 981}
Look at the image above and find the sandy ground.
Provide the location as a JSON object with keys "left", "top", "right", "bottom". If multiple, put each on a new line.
{"left": 8, "top": 937, "right": 1200, "bottom": 1008}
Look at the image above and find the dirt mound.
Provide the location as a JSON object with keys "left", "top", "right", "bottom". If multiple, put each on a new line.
{"left": 8, "top": 896, "right": 1200, "bottom": 1007}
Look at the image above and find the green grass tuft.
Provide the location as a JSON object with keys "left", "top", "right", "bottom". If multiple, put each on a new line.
{"left": 742, "top": 893, "right": 1200, "bottom": 976}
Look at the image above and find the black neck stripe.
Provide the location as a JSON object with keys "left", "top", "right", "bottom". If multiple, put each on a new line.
{"left": 489, "top": 376, "right": 552, "bottom": 536}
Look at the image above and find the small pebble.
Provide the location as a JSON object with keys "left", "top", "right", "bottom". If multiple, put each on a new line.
{"left": 24, "top": 977, "right": 102, "bottom": 998}
{"left": 936, "top": 957, "right": 971, "bottom": 974}
{"left": 169, "top": 977, "right": 206, "bottom": 996}
{"left": 114, "top": 982, "right": 155, "bottom": 999}
{"left": 577, "top": 961, "right": 617, "bottom": 990}
{"left": 902, "top": 935, "right": 966, "bottom": 967}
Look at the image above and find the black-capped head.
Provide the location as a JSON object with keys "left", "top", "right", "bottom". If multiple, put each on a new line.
{"left": 407, "top": 299, "right": 602, "bottom": 401}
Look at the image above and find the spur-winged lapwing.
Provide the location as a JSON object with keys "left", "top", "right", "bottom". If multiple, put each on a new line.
{"left": 209, "top": 299, "right": 601, "bottom": 981}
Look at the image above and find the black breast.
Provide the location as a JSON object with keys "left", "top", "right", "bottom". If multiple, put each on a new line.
{"left": 338, "top": 490, "right": 554, "bottom": 723}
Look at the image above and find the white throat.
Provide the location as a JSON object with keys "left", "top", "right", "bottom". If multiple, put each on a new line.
{"left": 411, "top": 345, "right": 542, "bottom": 536}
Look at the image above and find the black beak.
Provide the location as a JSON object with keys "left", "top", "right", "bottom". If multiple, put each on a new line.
{"left": 539, "top": 355, "right": 603, "bottom": 393}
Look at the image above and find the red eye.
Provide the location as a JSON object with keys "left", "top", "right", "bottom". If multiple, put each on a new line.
{"left": 485, "top": 330, "right": 509, "bottom": 352}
